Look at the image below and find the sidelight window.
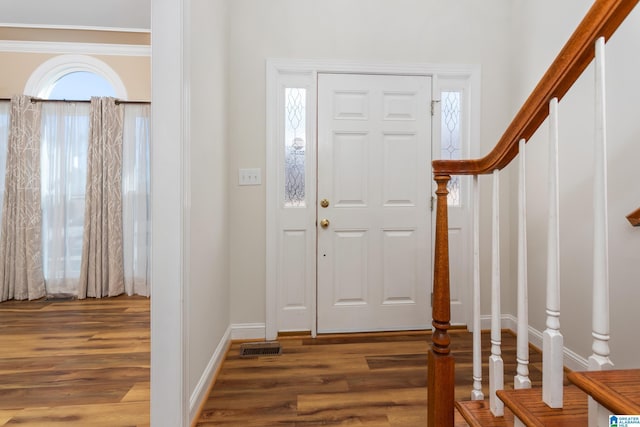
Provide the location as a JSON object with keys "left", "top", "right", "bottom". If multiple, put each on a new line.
{"left": 284, "top": 87, "right": 307, "bottom": 207}
{"left": 440, "top": 91, "right": 463, "bottom": 206}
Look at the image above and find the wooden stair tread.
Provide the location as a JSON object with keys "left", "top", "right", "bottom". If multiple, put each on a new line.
{"left": 496, "top": 385, "right": 588, "bottom": 427}
{"left": 455, "top": 399, "right": 514, "bottom": 427}
{"left": 569, "top": 369, "right": 640, "bottom": 415}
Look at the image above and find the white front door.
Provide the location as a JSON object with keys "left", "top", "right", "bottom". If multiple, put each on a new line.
{"left": 317, "top": 73, "right": 433, "bottom": 333}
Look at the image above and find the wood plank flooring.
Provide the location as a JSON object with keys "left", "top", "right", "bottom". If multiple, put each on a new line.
{"left": 197, "top": 330, "right": 539, "bottom": 426}
{"left": 0, "top": 296, "right": 150, "bottom": 426}
{"left": 0, "top": 297, "right": 548, "bottom": 427}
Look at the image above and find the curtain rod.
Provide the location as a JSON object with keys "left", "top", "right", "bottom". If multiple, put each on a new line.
{"left": 0, "top": 97, "right": 150, "bottom": 105}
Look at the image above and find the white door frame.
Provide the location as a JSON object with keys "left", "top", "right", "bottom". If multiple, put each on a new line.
{"left": 266, "top": 59, "right": 481, "bottom": 341}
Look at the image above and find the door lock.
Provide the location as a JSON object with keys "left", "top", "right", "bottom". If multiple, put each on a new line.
{"left": 320, "top": 199, "right": 330, "bottom": 208}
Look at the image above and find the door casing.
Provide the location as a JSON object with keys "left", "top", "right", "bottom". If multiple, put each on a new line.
{"left": 266, "top": 59, "right": 481, "bottom": 341}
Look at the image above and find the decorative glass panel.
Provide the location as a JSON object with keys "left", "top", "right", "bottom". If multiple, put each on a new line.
{"left": 441, "top": 91, "right": 462, "bottom": 206}
{"left": 284, "top": 88, "right": 306, "bottom": 207}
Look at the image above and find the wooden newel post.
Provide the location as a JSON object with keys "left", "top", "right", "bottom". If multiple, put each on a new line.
{"left": 428, "top": 174, "right": 455, "bottom": 427}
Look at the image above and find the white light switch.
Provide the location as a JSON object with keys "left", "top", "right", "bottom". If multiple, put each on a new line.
{"left": 238, "top": 168, "right": 261, "bottom": 186}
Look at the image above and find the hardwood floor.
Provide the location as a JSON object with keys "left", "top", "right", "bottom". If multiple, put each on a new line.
{"left": 197, "top": 330, "right": 543, "bottom": 426}
{"left": 0, "top": 295, "right": 150, "bottom": 426}
{"left": 0, "top": 297, "right": 550, "bottom": 427}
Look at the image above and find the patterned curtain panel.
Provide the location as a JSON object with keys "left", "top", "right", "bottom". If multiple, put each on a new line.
{"left": 78, "top": 97, "right": 125, "bottom": 298}
{"left": 0, "top": 95, "right": 46, "bottom": 302}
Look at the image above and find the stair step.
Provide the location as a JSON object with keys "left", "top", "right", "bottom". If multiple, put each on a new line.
{"left": 568, "top": 369, "right": 640, "bottom": 415}
{"left": 455, "top": 399, "right": 514, "bottom": 427}
{"left": 496, "top": 385, "right": 588, "bottom": 427}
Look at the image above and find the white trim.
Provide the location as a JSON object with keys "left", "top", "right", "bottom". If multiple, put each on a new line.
{"left": 433, "top": 73, "right": 481, "bottom": 328}
{"left": 0, "top": 23, "right": 150, "bottom": 33}
{"left": 0, "top": 40, "right": 150, "bottom": 56}
{"left": 265, "top": 66, "right": 317, "bottom": 340}
{"left": 528, "top": 323, "right": 588, "bottom": 373}
{"left": 23, "top": 54, "right": 128, "bottom": 99}
{"left": 264, "top": 63, "right": 278, "bottom": 341}
{"left": 189, "top": 326, "right": 231, "bottom": 424}
{"left": 150, "top": 0, "right": 187, "bottom": 424}
{"left": 182, "top": 0, "right": 192, "bottom": 425}
{"left": 266, "top": 59, "right": 481, "bottom": 339}
{"left": 480, "top": 313, "right": 518, "bottom": 332}
{"left": 480, "top": 314, "right": 589, "bottom": 372}
{"left": 267, "top": 58, "right": 480, "bottom": 77}
{"left": 231, "top": 323, "right": 267, "bottom": 341}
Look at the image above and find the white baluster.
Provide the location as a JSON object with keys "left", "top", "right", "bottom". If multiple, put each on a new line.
{"left": 515, "top": 139, "right": 531, "bottom": 390}
{"left": 589, "top": 36, "right": 614, "bottom": 427}
{"left": 543, "top": 97, "right": 564, "bottom": 408}
{"left": 489, "top": 169, "right": 504, "bottom": 416}
{"left": 471, "top": 175, "right": 483, "bottom": 401}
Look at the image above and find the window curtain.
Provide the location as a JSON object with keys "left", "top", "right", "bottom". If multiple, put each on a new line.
{"left": 122, "top": 104, "right": 150, "bottom": 296}
{"left": 0, "top": 97, "right": 149, "bottom": 302}
{"left": 0, "top": 95, "right": 46, "bottom": 301}
{"left": 40, "top": 101, "right": 91, "bottom": 296}
{"left": 78, "top": 97, "right": 125, "bottom": 298}
{"left": 0, "top": 100, "right": 9, "bottom": 227}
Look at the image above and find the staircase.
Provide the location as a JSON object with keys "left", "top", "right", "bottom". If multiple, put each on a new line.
{"left": 456, "top": 370, "right": 640, "bottom": 426}
{"left": 427, "top": 0, "right": 640, "bottom": 426}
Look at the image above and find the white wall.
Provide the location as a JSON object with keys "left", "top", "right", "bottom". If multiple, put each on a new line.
{"left": 227, "top": 0, "right": 517, "bottom": 329}
{"left": 188, "top": 0, "right": 231, "bottom": 416}
{"left": 151, "top": 0, "right": 231, "bottom": 424}
{"left": 151, "top": 1, "right": 640, "bottom": 423}
{"left": 511, "top": 0, "right": 640, "bottom": 368}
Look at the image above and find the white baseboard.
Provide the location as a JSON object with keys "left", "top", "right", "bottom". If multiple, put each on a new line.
{"left": 189, "top": 326, "right": 231, "bottom": 424}
{"left": 230, "top": 322, "right": 266, "bottom": 340}
{"left": 480, "top": 314, "right": 588, "bottom": 372}
{"left": 526, "top": 322, "right": 589, "bottom": 372}
{"left": 480, "top": 313, "right": 517, "bottom": 331}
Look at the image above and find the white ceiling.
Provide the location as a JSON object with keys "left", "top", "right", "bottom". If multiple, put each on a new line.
{"left": 0, "top": 0, "right": 150, "bottom": 31}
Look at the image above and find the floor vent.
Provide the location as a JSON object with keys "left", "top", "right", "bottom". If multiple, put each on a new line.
{"left": 239, "top": 341, "right": 282, "bottom": 358}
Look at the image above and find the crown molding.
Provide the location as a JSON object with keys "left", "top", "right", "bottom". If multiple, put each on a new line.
{"left": 0, "top": 23, "right": 150, "bottom": 33}
{"left": 0, "top": 40, "right": 150, "bottom": 56}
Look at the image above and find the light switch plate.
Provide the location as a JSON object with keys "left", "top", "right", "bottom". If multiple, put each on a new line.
{"left": 238, "top": 168, "right": 261, "bottom": 186}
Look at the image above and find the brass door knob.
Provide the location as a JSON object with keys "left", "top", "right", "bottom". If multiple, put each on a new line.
{"left": 320, "top": 219, "right": 330, "bottom": 228}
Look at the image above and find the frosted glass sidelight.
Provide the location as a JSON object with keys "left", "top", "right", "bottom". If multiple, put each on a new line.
{"left": 284, "top": 88, "right": 306, "bottom": 207}
{"left": 441, "top": 91, "right": 461, "bottom": 205}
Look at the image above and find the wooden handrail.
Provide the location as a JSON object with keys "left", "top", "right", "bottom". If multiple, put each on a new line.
{"left": 428, "top": 1, "right": 639, "bottom": 426}
{"left": 432, "top": 0, "right": 638, "bottom": 176}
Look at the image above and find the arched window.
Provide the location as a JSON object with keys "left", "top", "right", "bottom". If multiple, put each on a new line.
{"left": 17, "top": 54, "right": 149, "bottom": 298}
{"left": 48, "top": 71, "right": 116, "bottom": 100}
{"left": 24, "top": 54, "right": 127, "bottom": 100}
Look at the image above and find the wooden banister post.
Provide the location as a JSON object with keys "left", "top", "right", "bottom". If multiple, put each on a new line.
{"left": 428, "top": 174, "right": 455, "bottom": 427}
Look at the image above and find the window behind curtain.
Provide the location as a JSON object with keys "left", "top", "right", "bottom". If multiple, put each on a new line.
{"left": 36, "top": 71, "right": 150, "bottom": 297}
{"left": 122, "top": 104, "right": 150, "bottom": 296}
{"left": 48, "top": 71, "right": 116, "bottom": 100}
{"left": 0, "top": 102, "right": 9, "bottom": 227}
{"left": 40, "top": 102, "right": 90, "bottom": 294}
{"left": 40, "top": 71, "right": 114, "bottom": 295}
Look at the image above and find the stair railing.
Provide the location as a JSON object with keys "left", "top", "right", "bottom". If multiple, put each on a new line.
{"left": 427, "top": 1, "right": 639, "bottom": 426}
